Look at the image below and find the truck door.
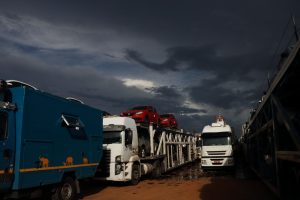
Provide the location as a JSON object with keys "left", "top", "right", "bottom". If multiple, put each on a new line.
{"left": 124, "top": 129, "right": 133, "bottom": 159}
{"left": 0, "top": 109, "right": 15, "bottom": 191}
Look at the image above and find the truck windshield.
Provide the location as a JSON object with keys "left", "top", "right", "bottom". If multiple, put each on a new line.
{"left": 103, "top": 131, "right": 122, "bottom": 144}
{"left": 202, "top": 136, "right": 231, "bottom": 146}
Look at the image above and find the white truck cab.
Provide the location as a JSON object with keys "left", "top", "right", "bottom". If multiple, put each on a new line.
{"left": 98, "top": 116, "right": 141, "bottom": 184}
{"left": 201, "top": 116, "right": 234, "bottom": 169}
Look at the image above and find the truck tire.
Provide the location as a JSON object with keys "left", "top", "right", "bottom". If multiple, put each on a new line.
{"left": 130, "top": 164, "right": 140, "bottom": 185}
{"left": 52, "top": 177, "right": 78, "bottom": 200}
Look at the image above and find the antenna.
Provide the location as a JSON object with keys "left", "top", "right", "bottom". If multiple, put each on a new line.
{"left": 292, "top": 15, "right": 299, "bottom": 41}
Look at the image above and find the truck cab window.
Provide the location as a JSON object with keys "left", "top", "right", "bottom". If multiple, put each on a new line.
{"left": 125, "top": 129, "right": 132, "bottom": 146}
{"left": 0, "top": 112, "right": 8, "bottom": 140}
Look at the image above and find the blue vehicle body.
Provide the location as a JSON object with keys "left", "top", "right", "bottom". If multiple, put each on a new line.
{"left": 0, "top": 86, "right": 102, "bottom": 194}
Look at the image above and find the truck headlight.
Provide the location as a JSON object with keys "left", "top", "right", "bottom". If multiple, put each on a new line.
{"left": 115, "top": 155, "right": 121, "bottom": 163}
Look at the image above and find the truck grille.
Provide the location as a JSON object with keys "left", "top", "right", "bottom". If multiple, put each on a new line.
{"left": 96, "top": 149, "right": 111, "bottom": 177}
{"left": 207, "top": 151, "right": 226, "bottom": 155}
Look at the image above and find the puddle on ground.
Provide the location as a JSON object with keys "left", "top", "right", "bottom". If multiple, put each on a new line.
{"left": 159, "top": 160, "right": 238, "bottom": 181}
{"left": 160, "top": 161, "right": 204, "bottom": 181}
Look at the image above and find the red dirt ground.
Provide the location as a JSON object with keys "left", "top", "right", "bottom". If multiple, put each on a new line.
{"left": 81, "top": 176, "right": 278, "bottom": 200}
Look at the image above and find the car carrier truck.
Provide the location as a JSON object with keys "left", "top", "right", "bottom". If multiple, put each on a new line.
{"left": 241, "top": 39, "right": 300, "bottom": 199}
{"left": 0, "top": 80, "right": 103, "bottom": 200}
{"left": 201, "top": 115, "right": 235, "bottom": 169}
{"left": 97, "top": 116, "right": 197, "bottom": 184}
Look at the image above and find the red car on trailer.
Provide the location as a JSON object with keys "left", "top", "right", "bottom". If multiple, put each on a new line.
{"left": 159, "top": 114, "right": 178, "bottom": 128}
{"left": 120, "top": 106, "right": 160, "bottom": 125}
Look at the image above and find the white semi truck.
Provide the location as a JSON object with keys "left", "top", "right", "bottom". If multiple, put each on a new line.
{"left": 97, "top": 116, "right": 197, "bottom": 184}
{"left": 201, "top": 116, "right": 234, "bottom": 169}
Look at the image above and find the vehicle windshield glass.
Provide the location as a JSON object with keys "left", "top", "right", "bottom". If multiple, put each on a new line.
{"left": 103, "top": 131, "right": 122, "bottom": 144}
{"left": 160, "top": 114, "right": 170, "bottom": 118}
{"left": 131, "top": 106, "right": 147, "bottom": 110}
{"left": 202, "top": 136, "right": 231, "bottom": 146}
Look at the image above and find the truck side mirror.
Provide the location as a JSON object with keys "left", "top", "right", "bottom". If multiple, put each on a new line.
{"left": 125, "top": 129, "right": 132, "bottom": 146}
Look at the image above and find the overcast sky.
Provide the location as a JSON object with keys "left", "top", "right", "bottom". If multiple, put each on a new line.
{"left": 1, "top": 0, "right": 299, "bottom": 136}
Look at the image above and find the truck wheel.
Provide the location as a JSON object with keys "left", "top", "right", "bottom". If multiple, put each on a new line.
{"left": 130, "top": 164, "right": 140, "bottom": 185}
{"left": 52, "top": 177, "right": 78, "bottom": 200}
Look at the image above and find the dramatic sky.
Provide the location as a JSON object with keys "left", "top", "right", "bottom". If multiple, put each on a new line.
{"left": 1, "top": 0, "right": 299, "bottom": 136}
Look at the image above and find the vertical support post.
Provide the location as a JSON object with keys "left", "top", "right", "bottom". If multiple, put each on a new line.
{"left": 176, "top": 145, "right": 179, "bottom": 165}
{"left": 149, "top": 123, "right": 154, "bottom": 157}
{"left": 195, "top": 137, "right": 197, "bottom": 158}
{"left": 170, "top": 145, "right": 174, "bottom": 167}
{"left": 167, "top": 144, "right": 170, "bottom": 168}
{"left": 178, "top": 134, "right": 181, "bottom": 164}
{"left": 163, "top": 131, "right": 166, "bottom": 154}
{"left": 181, "top": 145, "right": 183, "bottom": 164}
{"left": 270, "top": 95, "right": 281, "bottom": 191}
{"left": 188, "top": 140, "right": 191, "bottom": 161}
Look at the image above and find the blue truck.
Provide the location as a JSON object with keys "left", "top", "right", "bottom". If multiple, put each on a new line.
{"left": 0, "top": 80, "right": 103, "bottom": 199}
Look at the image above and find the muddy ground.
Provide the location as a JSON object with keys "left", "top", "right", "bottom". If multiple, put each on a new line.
{"left": 80, "top": 162, "right": 278, "bottom": 200}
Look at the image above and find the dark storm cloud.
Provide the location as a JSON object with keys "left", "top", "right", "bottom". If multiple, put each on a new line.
{"left": 125, "top": 43, "right": 272, "bottom": 113}
{"left": 187, "top": 79, "right": 258, "bottom": 109}
{"left": 1, "top": 0, "right": 300, "bottom": 134}
{"left": 1, "top": 0, "right": 297, "bottom": 47}
{"left": 176, "top": 114, "right": 216, "bottom": 133}
{"left": 147, "top": 85, "right": 207, "bottom": 115}
{"left": 125, "top": 49, "right": 179, "bottom": 71}
{"left": 125, "top": 45, "right": 272, "bottom": 81}
{"left": 124, "top": 36, "right": 285, "bottom": 113}
{"left": 146, "top": 86, "right": 182, "bottom": 99}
